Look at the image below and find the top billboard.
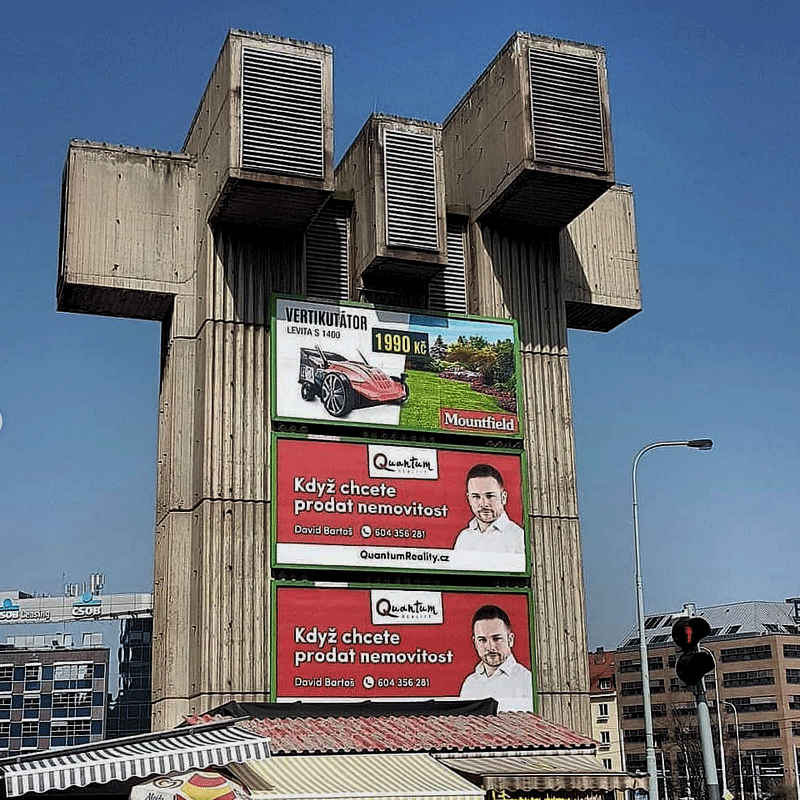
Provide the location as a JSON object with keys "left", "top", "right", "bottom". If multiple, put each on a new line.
{"left": 271, "top": 296, "right": 521, "bottom": 436}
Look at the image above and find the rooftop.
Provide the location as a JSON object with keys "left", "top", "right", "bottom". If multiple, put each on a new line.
{"left": 617, "top": 600, "right": 800, "bottom": 650}
{"left": 241, "top": 711, "right": 594, "bottom": 756}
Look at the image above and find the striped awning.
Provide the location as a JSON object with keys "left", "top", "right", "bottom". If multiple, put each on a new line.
{"left": 440, "top": 754, "right": 648, "bottom": 792}
{"left": 230, "top": 752, "right": 485, "bottom": 800}
{"left": 1, "top": 720, "right": 271, "bottom": 797}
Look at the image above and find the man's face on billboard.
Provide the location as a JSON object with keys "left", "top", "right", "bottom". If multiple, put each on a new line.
{"left": 472, "top": 617, "right": 515, "bottom": 676}
{"left": 466, "top": 476, "right": 507, "bottom": 531}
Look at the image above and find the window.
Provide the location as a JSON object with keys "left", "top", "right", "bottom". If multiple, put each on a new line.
{"left": 621, "top": 681, "right": 642, "bottom": 696}
{"left": 727, "top": 696, "right": 778, "bottom": 713}
{"left": 620, "top": 659, "right": 640, "bottom": 673}
{"left": 721, "top": 644, "right": 772, "bottom": 663}
{"left": 603, "top": 759, "right": 612, "bottom": 769}
{"left": 50, "top": 718, "right": 91, "bottom": 746}
{"left": 787, "top": 669, "right": 800, "bottom": 684}
{"left": 0, "top": 697, "right": 10, "bottom": 718}
{"left": 53, "top": 663, "right": 93, "bottom": 681}
{"left": 738, "top": 721, "right": 780, "bottom": 739}
{"left": 789, "top": 695, "right": 800, "bottom": 711}
{"left": 599, "top": 678, "right": 612, "bottom": 690}
{"left": 784, "top": 645, "right": 800, "bottom": 659}
{"left": 21, "top": 721, "right": 37, "bottom": 736}
{"left": 52, "top": 691, "right": 91, "bottom": 716}
{"left": 597, "top": 702, "right": 609, "bottom": 719}
{"left": 22, "top": 697, "right": 39, "bottom": 718}
{"left": 723, "top": 669, "right": 774, "bottom": 688}
{"left": 624, "top": 729, "right": 646, "bottom": 743}
{"left": 24, "top": 665, "right": 40, "bottom": 681}
{"left": 53, "top": 663, "right": 94, "bottom": 690}
{"left": 601, "top": 730, "right": 611, "bottom": 744}
{"left": 0, "top": 666, "right": 12, "bottom": 682}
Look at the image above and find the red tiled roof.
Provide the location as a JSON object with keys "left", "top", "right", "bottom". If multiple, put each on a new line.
{"left": 242, "top": 712, "right": 595, "bottom": 756}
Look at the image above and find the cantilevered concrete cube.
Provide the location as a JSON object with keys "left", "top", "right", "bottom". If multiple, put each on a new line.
{"left": 443, "top": 33, "right": 614, "bottom": 229}
{"left": 185, "top": 30, "right": 334, "bottom": 229}
{"left": 336, "top": 115, "right": 447, "bottom": 283}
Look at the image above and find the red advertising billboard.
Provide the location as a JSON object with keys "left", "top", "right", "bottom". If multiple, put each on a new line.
{"left": 273, "top": 584, "right": 534, "bottom": 712}
{"left": 271, "top": 296, "right": 521, "bottom": 437}
{"left": 273, "top": 435, "right": 528, "bottom": 575}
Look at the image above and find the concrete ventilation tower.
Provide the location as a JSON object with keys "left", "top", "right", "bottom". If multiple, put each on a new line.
{"left": 57, "top": 30, "right": 640, "bottom": 732}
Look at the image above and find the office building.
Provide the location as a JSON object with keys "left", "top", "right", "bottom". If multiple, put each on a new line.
{"left": 0, "top": 636, "right": 108, "bottom": 757}
{"left": 616, "top": 599, "right": 800, "bottom": 800}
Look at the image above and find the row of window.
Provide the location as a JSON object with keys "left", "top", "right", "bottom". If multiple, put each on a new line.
{"left": 0, "top": 691, "right": 103, "bottom": 718}
{"left": 0, "top": 719, "right": 101, "bottom": 737}
{"left": 0, "top": 663, "right": 104, "bottom": 686}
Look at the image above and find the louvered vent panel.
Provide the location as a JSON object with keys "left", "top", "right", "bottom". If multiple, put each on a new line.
{"left": 383, "top": 130, "right": 439, "bottom": 251}
{"left": 529, "top": 48, "right": 606, "bottom": 173}
{"left": 241, "top": 48, "right": 324, "bottom": 179}
{"left": 429, "top": 219, "right": 467, "bottom": 314}
{"left": 305, "top": 203, "right": 349, "bottom": 300}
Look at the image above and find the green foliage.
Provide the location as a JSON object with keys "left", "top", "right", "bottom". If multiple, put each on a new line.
{"left": 440, "top": 336, "right": 516, "bottom": 389}
{"left": 399, "top": 369, "right": 508, "bottom": 429}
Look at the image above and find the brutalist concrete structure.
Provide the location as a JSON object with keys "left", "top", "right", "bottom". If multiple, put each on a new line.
{"left": 57, "top": 30, "right": 641, "bottom": 732}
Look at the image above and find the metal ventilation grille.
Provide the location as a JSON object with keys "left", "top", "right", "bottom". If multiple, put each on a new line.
{"left": 429, "top": 218, "right": 467, "bottom": 314}
{"left": 529, "top": 48, "right": 606, "bottom": 173}
{"left": 305, "top": 202, "right": 349, "bottom": 300}
{"left": 383, "top": 130, "right": 439, "bottom": 251}
{"left": 241, "top": 47, "right": 324, "bottom": 178}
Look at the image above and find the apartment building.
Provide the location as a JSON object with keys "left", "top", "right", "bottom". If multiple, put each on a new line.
{"left": 615, "top": 600, "right": 800, "bottom": 800}
{"left": 589, "top": 647, "right": 625, "bottom": 771}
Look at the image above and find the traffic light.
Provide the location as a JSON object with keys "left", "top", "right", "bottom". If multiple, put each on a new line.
{"left": 671, "top": 616, "right": 715, "bottom": 686}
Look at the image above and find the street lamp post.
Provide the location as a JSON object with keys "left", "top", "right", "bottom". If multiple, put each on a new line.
{"left": 632, "top": 439, "right": 713, "bottom": 800}
{"left": 725, "top": 700, "right": 744, "bottom": 800}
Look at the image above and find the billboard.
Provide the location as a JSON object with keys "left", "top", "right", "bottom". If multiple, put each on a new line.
{"left": 273, "top": 435, "right": 528, "bottom": 575}
{"left": 273, "top": 584, "right": 533, "bottom": 711}
{"left": 272, "top": 296, "right": 520, "bottom": 436}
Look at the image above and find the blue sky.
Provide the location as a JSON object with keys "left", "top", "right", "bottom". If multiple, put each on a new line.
{"left": 1, "top": 1, "right": 798, "bottom": 650}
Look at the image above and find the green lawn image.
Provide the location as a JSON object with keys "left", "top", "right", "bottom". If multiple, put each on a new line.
{"left": 399, "top": 369, "right": 510, "bottom": 430}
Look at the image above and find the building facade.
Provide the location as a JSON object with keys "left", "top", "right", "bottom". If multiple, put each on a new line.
{"left": 57, "top": 29, "right": 642, "bottom": 732}
{"left": 589, "top": 647, "right": 625, "bottom": 772}
{"left": 616, "top": 600, "right": 800, "bottom": 800}
{"left": 0, "top": 641, "right": 108, "bottom": 757}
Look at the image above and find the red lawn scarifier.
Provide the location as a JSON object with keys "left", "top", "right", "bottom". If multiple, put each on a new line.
{"left": 298, "top": 346, "right": 409, "bottom": 417}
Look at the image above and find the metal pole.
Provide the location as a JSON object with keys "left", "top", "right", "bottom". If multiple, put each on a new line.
{"left": 725, "top": 701, "right": 744, "bottom": 800}
{"left": 631, "top": 439, "right": 713, "bottom": 800}
{"left": 709, "top": 650, "right": 728, "bottom": 795}
{"left": 751, "top": 752, "right": 758, "bottom": 800}
{"left": 695, "top": 678, "right": 722, "bottom": 800}
{"left": 658, "top": 749, "right": 670, "bottom": 800}
{"left": 794, "top": 744, "right": 800, "bottom": 800}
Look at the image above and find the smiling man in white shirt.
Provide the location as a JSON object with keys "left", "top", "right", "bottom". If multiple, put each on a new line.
{"left": 453, "top": 464, "right": 524, "bottom": 555}
{"left": 459, "top": 604, "right": 533, "bottom": 712}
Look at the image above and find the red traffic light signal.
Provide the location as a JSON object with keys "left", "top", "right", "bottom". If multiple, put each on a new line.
{"left": 671, "top": 616, "right": 711, "bottom": 650}
{"left": 671, "top": 616, "right": 715, "bottom": 686}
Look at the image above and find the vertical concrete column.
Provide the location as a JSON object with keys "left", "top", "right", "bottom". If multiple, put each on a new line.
{"left": 470, "top": 222, "right": 590, "bottom": 735}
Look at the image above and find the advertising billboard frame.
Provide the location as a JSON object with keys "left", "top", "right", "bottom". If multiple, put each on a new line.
{"left": 270, "top": 294, "right": 523, "bottom": 438}
{"left": 271, "top": 431, "right": 531, "bottom": 577}
{"left": 269, "top": 580, "right": 537, "bottom": 710}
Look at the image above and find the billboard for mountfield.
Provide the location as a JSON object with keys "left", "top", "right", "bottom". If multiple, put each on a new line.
{"left": 271, "top": 296, "right": 521, "bottom": 436}
{"left": 274, "top": 435, "right": 528, "bottom": 575}
{"left": 273, "top": 584, "right": 534, "bottom": 712}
